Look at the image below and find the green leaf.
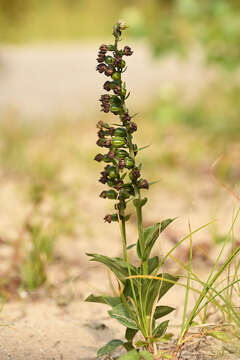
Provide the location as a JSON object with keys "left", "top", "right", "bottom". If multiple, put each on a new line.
{"left": 108, "top": 303, "right": 138, "bottom": 330}
{"left": 139, "top": 351, "right": 154, "bottom": 360}
{"left": 86, "top": 253, "right": 137, "bottom": 283}
{"left": 144, "top": 273, "right": 178, "bottom": 315}
{"left": 118, "top": 349, "right": 139, "bottom": 360}
{"left": 140, "top": 223, "right": 160, "bottom": 261}
{"left": 153, "top": 320, "right": 169, "bottom": 337}
{"left": 149, "top": 180, "right": 161, "bottom": 186}
{"left": 138, "top": 144, "right": 151, "bottom": 152}
{"left": 208, "top": 331, "right": 229, "bottom": 342}
{"left": 160, "top": 218, "right": 177, "bottom": 233}
{"left": 97, "top": 339, "right": 124, "bottom": 357}
{"left": 147, "top": 256, "right": 159, "bottom": 274}
{"left": 154, "top": 306, "right": 175, "bottom": 319}
{"left": 125, "top": 328, "right": 138, "bottom": 341}
{"left": 127, "top": 243, "right": 136, "bottom": 250}
{"left": 159, "top": 273, "right": 179, "bottom": 300}
{"left": 85, "top": 294, "right": 121, "bottom": 307}
{"left": 110, "top": 95, "right": 122, "bottom": 107}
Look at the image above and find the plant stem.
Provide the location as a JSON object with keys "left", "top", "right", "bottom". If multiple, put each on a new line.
{"left": 119, "top": 215, "right": 128, "bottom": 262}
{"left": 135, "top": 198, "right": 148, "bottom": 275}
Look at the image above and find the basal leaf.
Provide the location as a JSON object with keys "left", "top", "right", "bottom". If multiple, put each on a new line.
{"left": 139, "top": 351, "right": 154, "bottom": 360}
{"left": 154, "top": 305, "right": 175, "bottom": 320}
{"left": 118, "top": 349, "right": 139, "bottom": 360}
{"left": 153, "top": 320, "right": 169, "bottom": 337}
{"left": 109, "top": 303, "right": 138, "bottom": 330}
{"left": 125, "top": 327, "right": 138, "bottom": 341}
{"left": 97, "top": 339, "right": 124, "bottom": 357}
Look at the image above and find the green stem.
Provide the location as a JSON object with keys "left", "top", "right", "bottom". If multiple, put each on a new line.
{"left": 119, "top": 215, "right": 128, "bottom": 262}
{"left": 136, "top": 200, "right": 148, "bottom": 275}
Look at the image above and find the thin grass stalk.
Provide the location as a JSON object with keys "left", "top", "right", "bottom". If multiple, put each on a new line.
{"left": 179, "top": 244, "right": 240, "bottom": 342}
{"left": 180, "top": 222, "right": 193, "bottom": 339}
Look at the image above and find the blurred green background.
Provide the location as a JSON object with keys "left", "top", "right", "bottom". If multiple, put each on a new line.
{"left": 0, "top": 0, "right": 240, "bottom": 295}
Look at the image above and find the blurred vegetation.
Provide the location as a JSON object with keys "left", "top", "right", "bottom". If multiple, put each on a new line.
{"left": 1, "top": 0, "right": 240, "bottom": 71}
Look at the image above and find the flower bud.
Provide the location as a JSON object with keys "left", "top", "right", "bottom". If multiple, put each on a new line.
{"left": 96, "top": 139, "right": 104, "bottom": 147}
{"left": 108, "top": 127, "right": 115, "bottom": 136}
{"left": 129, "top": 122, "right": 137, "bottom": 133}
{"left": 123, "top": 46, "right": 133, "bottom": 56}
{"left": 129, "top": 168, "right": 140, "bottom": 181}
{"left": 118, "top": 158, "right": 125, "bottom": 169}
{"left": 100, "top": 190, "right": 107, "bottom": 198}
{"left": 99, "top": 176, "right": 107, "bottom": 184}
{"left": 106, "top": 190, "right": 118, "bottom": 199}
{"left": 139, "top": 179, "right": 149, "bottom": 190}
{"left": 99, "top": 44, "right": 108, "bottom": 53}
{"left": 114, "top": 181, "right": 124, "bottom": 191}
{"left": 113, "top": 85, "right": 121, "bottom": 95}
{"left": 102, "top": 155, "right": 113, "bottom": 163}
{"left": 94, "top": 154, "right": 104, "bottom": 162}
{"left": 112, "top": 72, "right": 121, "bottom": 82}
{"left": 119, "top": 188, "right": 130, "bottom": 199}
{"left": 104, "top": 213, "right": 118, "bottom": 223}
{"left": 105, "top": 56, "right": 115, "bottom": 65}
{"left": 97, "top": 129, "right": 105, "bottom": 138}
{"left": 107, "top": 150, "right": 116, "bottom": 159}
{"left": 110, "top": 106, "right": 122, "bottom": 114}
{"left": 103, "top": 139, "right": 112, "bottom": 148}
{"left": 124, "top": 157, "right": 134, "bottom": 169}
{"left": 103, "top": 81, "right": 111, "bottom": 91}
{"left": 122, "top": 112, "right": 131, "bottom": 124}
{"left": 107, "top": 166, "right": 118, "bottom": 179}
{"left": 116, "top": 149, "right": 128, "bottom": 159}
{"left": 112, "top": 137, "right": 126, "bottom": 148}
{"left": 105, "top": 66, "right": 114, "bottom": 77}
{"left": 107, "top": 44, "right": 115, "bottom": 51}
{"left": 96, "top": 63, "right": 107, "bottom": 73}
{"left": 121, "top": 88, "right": 126, "bottom": 97}
{"left": 114, "top": 128, "right": 126, "bottom": 137}
{"left": 97, "top": 54, "right": 105, "bottom": 63}
{"left": 120, "top": 59, "right": 126, "bottom": 68}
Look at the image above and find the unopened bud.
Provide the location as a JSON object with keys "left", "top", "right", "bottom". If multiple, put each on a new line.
{"left": 94, "top": 154, "right": 104, "bottom": 162}
{"left": 104, "top": 213, "right": 118, "bottom": 223}
{"left": 129, "top": 122, "right": 137, "bottom": 133}
{"left": 112, "top": 137, "right": 126, "bottom": 148}
{"left": 118, "top": 158, "right": 125, "bottom": 169}
{"left": 139, "top": 179, "right": 149, "bottom": 190}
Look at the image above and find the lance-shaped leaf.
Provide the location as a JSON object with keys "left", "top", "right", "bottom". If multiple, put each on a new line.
{"left": 97, "top": 339, "right": 124, "bottom": 357}
{"left": 137, "top": 223, "right": 160, "bottom": 261}
{"left": 86, "top": 253, "right": 137, "bottom": 283}
{"left": 137, "top": 219, "right": 176, "bottom": 261}
{"left": 154, "top": 305, "right": 175, "bottom": 320}
{"left": 85, "top": 294, "right": 121, "bottom": 307}
{"left": 160, "top": 218, "right": 177, "bottom": 232}
{"left": 153, "top": 320, "right": 169, "bottom": 338}
{"left": 108, "top": 303, "right": 138, "bottom": 330}
{"left": 145, "top": 273, "right": 179, "bottom": 315}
